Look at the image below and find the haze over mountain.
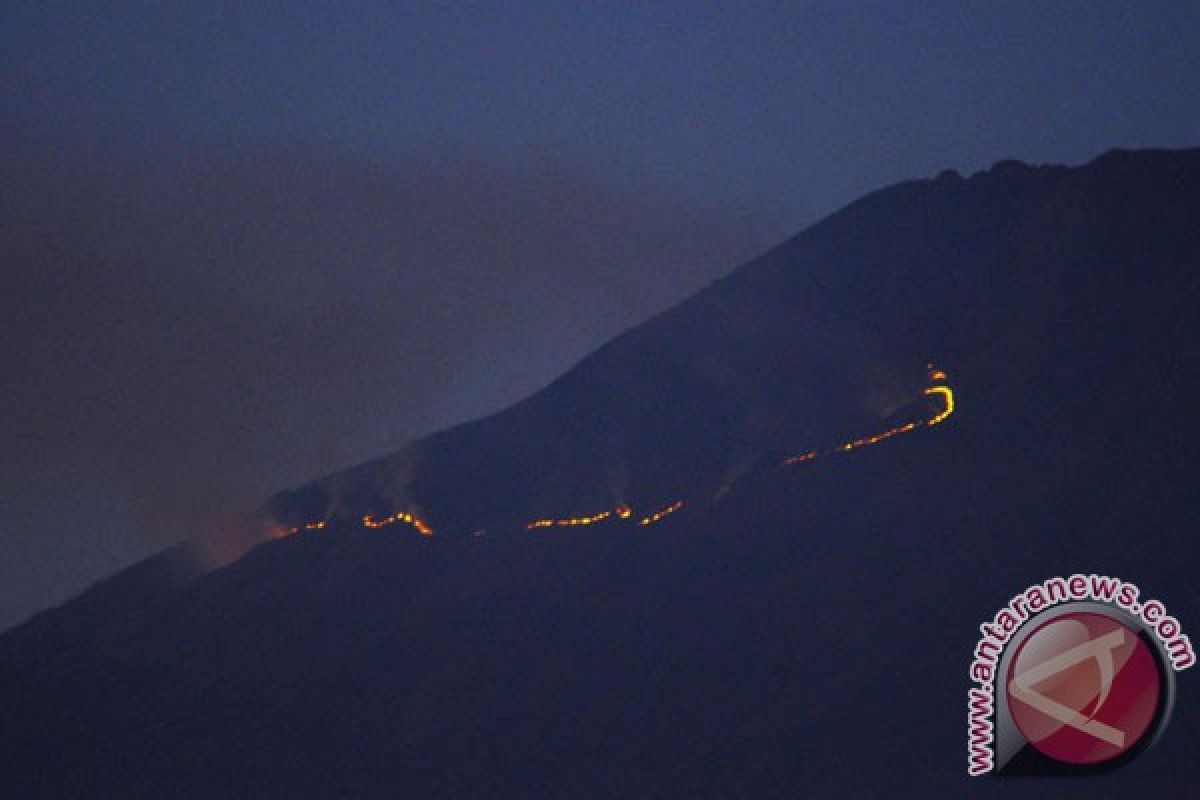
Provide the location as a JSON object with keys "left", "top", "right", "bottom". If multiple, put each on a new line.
{"left": 1, "top": 148, "right": 1196, "bottom": 797}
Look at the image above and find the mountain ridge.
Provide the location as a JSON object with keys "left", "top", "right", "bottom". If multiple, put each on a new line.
{"left": 262, "top": 146, "right": 1196, "bottom": 543}
{"left": 2, "top": 146, "right": 1197, "bottom": 798}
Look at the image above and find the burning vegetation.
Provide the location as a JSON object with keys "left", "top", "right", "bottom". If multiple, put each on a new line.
{"left": 362, "top": 511, "right": 434, "bottom": 537}
{"left": 272, "top": 365, "right": 955, "bottom": 541}
{"left": 784, "top": 366, "right": 954, "bottom": 464}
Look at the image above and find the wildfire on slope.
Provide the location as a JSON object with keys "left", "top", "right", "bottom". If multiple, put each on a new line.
{"left": 783, "top": 365, "right": 955, "bottom": 465}
{"left": 526, "top": 500, "right": 684, "bottom": 531}
{"left": 924, "top": 385, "right": 954, "bottom": 426}
{"left": 527, "top": 509, "right": 613, "bottom": 529}
{"left": 272, "top": 365, "right": 955, "bottom": 542}
{"left": 271, "top": 519, "right": 327, "bottom": 539}
{"left": 639, "top": 500, "right": 684, "bottom": 526}
{"left": 363, "top": 511, "right": 434, "bottom": 537}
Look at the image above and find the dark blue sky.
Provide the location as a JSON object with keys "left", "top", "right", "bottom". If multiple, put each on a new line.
{"left": 2, "top": 2, "right": 1198, "bottom": 629}
{"left": 10, "top": 3, "right": 1198, "bottom": 217}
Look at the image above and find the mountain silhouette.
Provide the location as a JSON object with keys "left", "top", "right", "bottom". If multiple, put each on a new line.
{"left": 2, "top": 148, "right": 1197, "bottom": 798}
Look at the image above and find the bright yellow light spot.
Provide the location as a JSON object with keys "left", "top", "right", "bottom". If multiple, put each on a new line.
{"left": 784, "top": 366, "right": 955, "bottom": 466}
{"left": 362, "top": 510, "right": 435, "bottom": 536}
{"left": 924, "top": 385, "right": 954, "bottom": 426}
{"left": 283, "top": 365, "right": 954, "bottom": 543}
{"left": 639, "top": 500, "right": 684, "bottom": 526}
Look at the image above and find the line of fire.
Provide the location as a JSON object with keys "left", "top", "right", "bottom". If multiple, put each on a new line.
{"left": 272, "top": 365, "right": 955, "bottom": 541}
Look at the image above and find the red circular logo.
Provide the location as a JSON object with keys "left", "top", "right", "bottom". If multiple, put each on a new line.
{"left": 1006, "top": 612, "right": 1161, "bottom": 765}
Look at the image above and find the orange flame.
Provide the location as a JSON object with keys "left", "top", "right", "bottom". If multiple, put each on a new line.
{"left": 273, "top": 519, "right": 328, "bottom": 538}
{"left": 783, "top": 450, "right": 818, "bottom": 465}
{"left": 923, "top": 385, "right": 954, "bottom": 426}
{"left": 275, "top": 365, "right": 954, "bottom": 542}
{"left": 526, "top": 509, "right": 614, "bottom": 529}
{"left": 783, "top": 367, "right": 954, "bottom": 465}
{"left": 638, "top": 500, "right": 684, "bottom": 526}
{"left": 363, "top": 511, "right": 434, "bottom": 536}
{"left": 525, "top": 499, "right": 685, "bottom": 530}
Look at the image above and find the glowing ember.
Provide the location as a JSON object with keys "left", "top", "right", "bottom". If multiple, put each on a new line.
{"left": 525, "top": 499, "right": 686, "bottom": 531}
{"left": 638, "top": 500, "right": 684, "bottom": 526}
{"left": 274, "top": 364, "right": 955, "bottom": 542}
{"left": 363, "top": 511, "right": 434, "bottom": 536}
{"left": 923, "top": 385, "right": 954, "bottom": 426}
{"left": 273, "top": 519, "right": 328, "bottom": 538}
{"left": 526, "top": 509, "right": 614, "bottom": 529}
{"left": 783, "top": 366, "right": 955, "bottom": 466}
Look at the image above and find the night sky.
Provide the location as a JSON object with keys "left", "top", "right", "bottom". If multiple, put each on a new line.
{"left": 2, "top": 3, "right": 1197, "bottom": 630}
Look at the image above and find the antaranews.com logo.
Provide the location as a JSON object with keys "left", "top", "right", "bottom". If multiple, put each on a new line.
{"left": 967, "top": 574, "right": 1193, "bottom": 776}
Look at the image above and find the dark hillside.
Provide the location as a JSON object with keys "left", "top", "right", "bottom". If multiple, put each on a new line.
{"left": 2, "top": 148, "right": 1197, "bottom": 797}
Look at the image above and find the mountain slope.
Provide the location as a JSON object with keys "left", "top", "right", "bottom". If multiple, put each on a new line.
{"left": 2, "top": 148, "right": 1197, "bottom": 798}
